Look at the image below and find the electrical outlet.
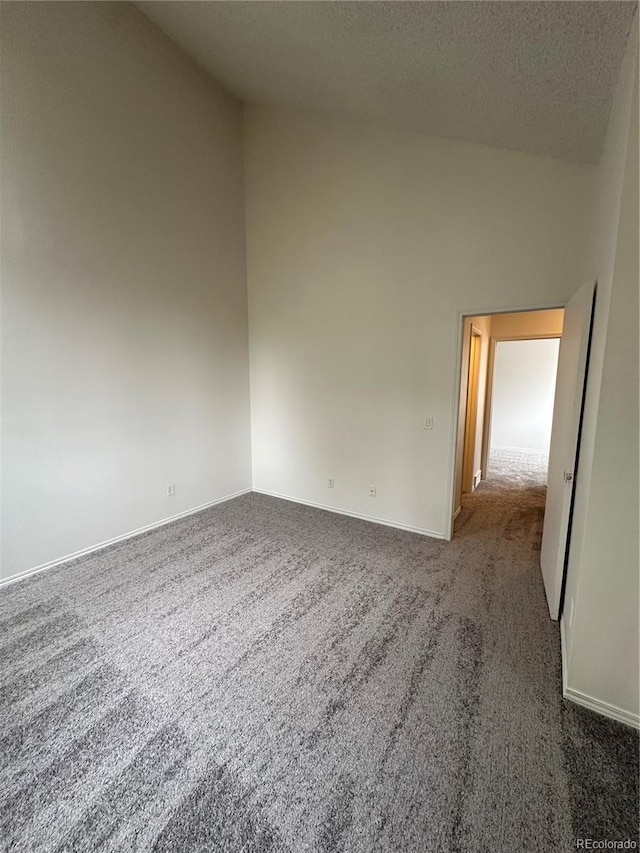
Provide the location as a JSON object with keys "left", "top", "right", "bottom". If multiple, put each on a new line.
{"left": 424, "top": 417, "right": 434, "bottom": 430}
{"left": 167, "top": 483, "right": 175, "bottom": 497}
{"left": 369, "top": 485, "right": 377, "bottom": 497}
{"left": 328, "top": 477, "right": 335, "bottom": 489}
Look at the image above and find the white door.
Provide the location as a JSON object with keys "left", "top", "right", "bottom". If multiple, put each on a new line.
{"left": 540, "top": 282, "right": 595, "bottom": 619}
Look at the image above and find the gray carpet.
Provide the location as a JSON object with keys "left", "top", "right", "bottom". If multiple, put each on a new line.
{"left": 1, "top": 447, "right": 637, "bottom": 852}
{"left": 486, "top": 444, "right": 550, "bottom": 486}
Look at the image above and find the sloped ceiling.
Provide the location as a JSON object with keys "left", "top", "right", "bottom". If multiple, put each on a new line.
{"left": 137, "top": 1, "right": 637, "bottom": 163}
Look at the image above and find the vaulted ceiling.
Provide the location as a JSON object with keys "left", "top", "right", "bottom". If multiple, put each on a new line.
{"left": 137, "top": 1, "right": 637, "bottom": 164}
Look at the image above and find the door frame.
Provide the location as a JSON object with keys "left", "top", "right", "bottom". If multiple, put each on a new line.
{"left": 462, "top": 326, "right": 483, "bottom": 495}
{"left": 445, "top": 302, "right": 565, "bottom": 541}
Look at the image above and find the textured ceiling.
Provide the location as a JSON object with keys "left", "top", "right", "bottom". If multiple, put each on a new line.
{"left": 136, "top": 1, "right": 637, "bottom": 164}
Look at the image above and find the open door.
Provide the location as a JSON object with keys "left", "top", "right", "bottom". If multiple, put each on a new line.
{"left": 540, "top": 282, "right": 596, "bottom": 619}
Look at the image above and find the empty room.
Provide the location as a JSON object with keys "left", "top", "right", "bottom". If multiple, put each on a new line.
{"left": 1, "top": 2, "right": 638, "bottom": 851}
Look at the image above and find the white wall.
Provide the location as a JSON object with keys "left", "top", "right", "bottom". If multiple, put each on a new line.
{"left": 0, "top": 3, "right": 252, "bottom": 580}
{"left": 561, "top": 22, "right": 639, "bottom": 725}
{"left": 480, "top": 308, "right": 564, "bottom": 475}
{"left": 490, "top": 338, "right": 560, "bottom": 451}
{"left": 244, "top": 105, "right": 595, "bottom": 537}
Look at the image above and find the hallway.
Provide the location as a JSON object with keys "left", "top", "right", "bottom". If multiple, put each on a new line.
{"left": 1, "top": 469, "right": 638, "bottom": 850}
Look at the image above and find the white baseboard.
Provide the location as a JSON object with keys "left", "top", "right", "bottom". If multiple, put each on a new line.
{"left": 563, "top": 686, "right": 640, "bottom": 729}
{"left": 0, "top": 488, "right": 252, "bottom": 589}
{"left": 1, "top": 487, "right": 443, "bottom": 588}
{"left": 253, "top": 488, "right": 445, "bottom": 540}
{"left": 452, "top": 506, "right": 462, "bottom": 521}
{"left": 560, "top": 619, "right": 640, "bottom": 729}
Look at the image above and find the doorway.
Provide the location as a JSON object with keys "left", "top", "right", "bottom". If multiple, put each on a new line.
{"left": 448, "top": 286, "right": 596, "bottom": 623}
{"left": 451, "top": 308, "right": 564, "bottom": 531}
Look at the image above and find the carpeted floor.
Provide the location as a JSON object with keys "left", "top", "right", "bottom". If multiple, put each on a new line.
{"left": 486, "top": 444, "right": 550, "bottom": 486}
{"left": 1, "top": 448, "right": 637, "bottom": 852}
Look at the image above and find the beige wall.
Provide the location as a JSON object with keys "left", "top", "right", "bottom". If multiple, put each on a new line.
{"left": 561, "top": 22, "right": 639, "bottom": 724}
{"left": 244, "top": 105, "right": 595, "bottom": 537}
{"left": 0, "top": 3, "right": 252, "bottom": 580}
{"left": 490, "top": 309, "right": 564, "bottom": 340}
